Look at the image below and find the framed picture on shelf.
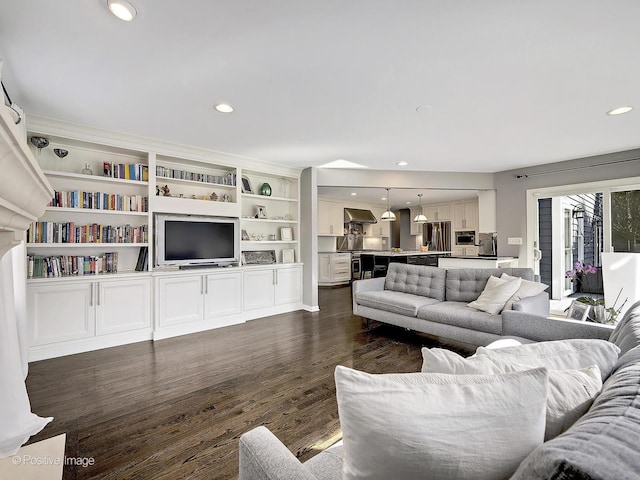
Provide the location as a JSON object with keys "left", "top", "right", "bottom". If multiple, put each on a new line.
{"left": 280, "top": 227, "right": 293, "bottom": 241}
{"left": 282, "top": 249, "right": 295, "bottom": 263}
{"left": 256, "top": 205, "right": 267, "bottom": 218}
{"left": 241, "top": 175, "right": 253, "bottom": 194}
{"left": 241, "top": 229, "right": 250, "bottom": 241}
{"left": 566, "top": 301, "right": 590, "bottom": 321}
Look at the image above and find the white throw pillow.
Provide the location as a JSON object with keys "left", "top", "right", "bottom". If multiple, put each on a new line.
{"left": 500, "top": 273, "right": 548, "bottom": 310}
{"left": 334, "top": 365, "right": 548, "bottom": 480}
{"left": 475, "top": 338, "right": 621, "bottom": 380}
{"left": 421, "top": 348, "right": 602, "bottom": 440}
{"left": 467, "top": 275, "right": 522, "bottom": 315}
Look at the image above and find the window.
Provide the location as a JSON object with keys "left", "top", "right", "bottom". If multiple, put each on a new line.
{"left": 611, "top": 189, "right": 640, "bottom": 252}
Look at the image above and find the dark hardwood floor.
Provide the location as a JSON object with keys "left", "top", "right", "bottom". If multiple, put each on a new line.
{"left": 26, "top": 286, "right": 473, "bottom": 479}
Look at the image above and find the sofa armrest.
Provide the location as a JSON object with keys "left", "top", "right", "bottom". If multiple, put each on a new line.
{"left": 352, "top": 277, "right": 386, "bottom": 315}
{"left": 502, "top": 310, "right": 614, "bottom": 342}
{"left": 511, "top": 292, "right": 550, "bottom": 316}
{"left": 239, "top": 426, "right": 318, "bottom": 480}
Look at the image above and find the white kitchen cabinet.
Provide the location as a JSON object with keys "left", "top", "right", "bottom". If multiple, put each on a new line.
{"left": 453, "top": 201, "right": 478, "bottom": 231}
{"left": 478, "top": 190, "right": 497, "bottom": 233}
{"left": 451, "top": 246, "right": 479, "bottom": 256}
{"left": 318, "top": 252, "right": 351, "bottom": 285}
{"left": 318, "top": 200, "right": 344, "bottom": 235}
{"left": 364, "top": 207, "right": 390, "bottom": 237}
{"left": 156, "top": 271, "right": 242, "bottom": 327}
{"left": 243, "top": 265, "right": 302, "bottom": 310}
{"left": 318, "top": 254, "right": 332, "bottom": 283}
{"left": 27, "top": 276, "right": 152, "bottom": 359}
{"left": 423, "top": 204, "right": 451, "bottom": 222}
{"left": 410, "top": 207, "right": 426, "bottom": 235}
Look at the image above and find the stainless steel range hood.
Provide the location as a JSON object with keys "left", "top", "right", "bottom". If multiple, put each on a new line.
{"left": 344, "top": 208, "right": 377, "bottom": 224}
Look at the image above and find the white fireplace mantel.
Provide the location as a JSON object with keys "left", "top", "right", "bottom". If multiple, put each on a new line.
{"left": 0, "top": 105, "right": 53, "bottom": 256}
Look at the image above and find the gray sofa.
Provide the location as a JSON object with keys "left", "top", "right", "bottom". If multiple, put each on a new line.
{"left": 238, "top": 300, "right": 640, "bottom": 479}
{"left": 352, "top": 264, "right": 557, "bottom": 346}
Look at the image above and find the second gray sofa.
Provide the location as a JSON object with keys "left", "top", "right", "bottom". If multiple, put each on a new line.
{"left": 352, "top": 263, "right": 609, "bottom": 346}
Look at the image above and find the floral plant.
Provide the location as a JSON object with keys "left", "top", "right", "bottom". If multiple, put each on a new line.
{"left": 565, "top": 260, "right": 598, "bottom": 292}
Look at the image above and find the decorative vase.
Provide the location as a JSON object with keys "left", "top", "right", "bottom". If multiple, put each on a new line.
{"left": 260, "top": 183, "right": 272, "bottom": 196}
{"left": 81, "top": 163, "right": 93, "bottom": 175}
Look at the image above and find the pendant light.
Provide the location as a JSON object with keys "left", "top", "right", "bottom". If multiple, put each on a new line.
{"left": 381, "top": 188, "right": 396, "bottom": 221}
{"left": 413, "top": 193, "right": 427, "bottom": 223}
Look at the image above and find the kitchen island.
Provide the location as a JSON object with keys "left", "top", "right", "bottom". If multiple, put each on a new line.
{"left": 437, "top": 256, "right": 519, "bottom": 269}
{"left": 360, "top": 251, "right": 451, "bottom": 273}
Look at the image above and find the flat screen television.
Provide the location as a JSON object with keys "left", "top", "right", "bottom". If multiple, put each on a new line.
{"left": 155, "top": 214, "right": 240, "bottom": 268}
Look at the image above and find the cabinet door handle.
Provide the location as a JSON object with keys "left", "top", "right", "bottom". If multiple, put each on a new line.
{"left": 273, "top": 269, "right": 277, "bottom": 285}
{"left": 97, "top": 283, "right": 101, "bottom": 306}
{"left": 204, "top": 275, "right": 208, "bottom": 294}
{"left": 201, "top": 276, "right": 204, "bottom": 295}
{"left": 89, "top": 283, "right": 93, "bottom": 307}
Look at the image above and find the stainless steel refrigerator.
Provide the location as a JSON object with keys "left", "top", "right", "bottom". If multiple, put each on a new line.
{"left": 423, "top": 221, "right": 451, "bottom": 252}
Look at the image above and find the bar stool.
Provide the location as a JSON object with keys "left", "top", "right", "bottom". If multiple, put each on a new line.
{"left": 360, "top": 254, "right": 375, "bottom": 279}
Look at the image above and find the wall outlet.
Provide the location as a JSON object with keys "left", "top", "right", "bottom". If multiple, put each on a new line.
{"left": 507, "top": 237, "right": 523, "bottom": 245}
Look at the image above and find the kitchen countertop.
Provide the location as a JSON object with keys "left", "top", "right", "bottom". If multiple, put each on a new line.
{"left": 446, "top": 255, "right": 518, "bottom": 260}
{"left": 361, "top": 250, "right": 451, "bottom": 256}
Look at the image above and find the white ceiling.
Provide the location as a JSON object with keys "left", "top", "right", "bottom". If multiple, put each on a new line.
{"left": 1, "top": 1, "right": 640, "bottom": 176}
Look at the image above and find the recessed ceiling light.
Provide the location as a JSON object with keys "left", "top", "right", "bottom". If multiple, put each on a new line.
{"left": 397, "top": 161, "right": 408, "bottom": 166}
{"left": 214, "top": 103, "right": 234, "bottom": 113}
{"left": 107, "top": 0, "right": 137, "bottom": 21}
{"left": 350, "top": 192, "right": 357, "bottom": 196}
{"left": 381, "top": 197, "right": 387, "bottom": 201}
{"left": 406, "top": 201, "right": 412, "bottom": 205}
{"left": 607, "top": 106, "right": 633, "bottom": 116}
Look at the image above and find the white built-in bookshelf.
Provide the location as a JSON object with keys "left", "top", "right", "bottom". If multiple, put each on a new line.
{"left": 24, "top": 120, "right": 302, "bottom": 361}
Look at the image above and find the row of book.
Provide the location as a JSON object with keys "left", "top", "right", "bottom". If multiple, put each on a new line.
{"left": 28, "top": 222, "right": 148, "bottom": 244}
{"left": 28, "top": 253, "right": 119, "bottom": 278}
{"left": 103, "top": 162, "right": 149, "bottom": 182}
{"left": 156, "top": 166, "right": 236, "bottom": 186}
{"left": 49, "top": 191, "right": 148, "bottom": 212}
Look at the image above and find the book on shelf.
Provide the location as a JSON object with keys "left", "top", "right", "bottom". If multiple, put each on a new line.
{"left": 28, "top": 222, "right": 148, "bottom": 244}
{"left": 27, "top": 252, "right": 119, "bottom": 278}
{"left": 102, "top": 162, "right": 148, "bottom": 182}
{"left": 135, "top": 246, "right": 148, "bottom": 272}
{"left": 155, "top": 165, "right": 236, "bottom": 186}
{"left": 48, "top": 191, "right": 148, "bottom": 212}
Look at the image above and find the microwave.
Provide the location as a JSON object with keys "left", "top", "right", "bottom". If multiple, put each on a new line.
{"left": 455, "top": 231, "right": 475, "bottom": 245}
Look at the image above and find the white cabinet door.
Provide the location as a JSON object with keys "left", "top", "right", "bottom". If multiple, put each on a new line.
{"left": 275, "top": 266, "right": 302, "bottom": 305}
{"left": 451, "top": 246, "right": 465, "bottom": 256}
{"left": 156, "top": 275, "right": 204, "bottom": 327}
{"left": 331, "top": 255, "right": 351, "bottom": 282}
{"left": 424, "top": 204, "right": 450, "bottom": 221}
{"left": 464, "top": 246, "right": 479, "bottom": 256}
{"left": 96, "top": 278, "right": 151, "bottom": 335}
{"left": 204, "top": 272, "right": 243, "bottom": 322}
{"left": 318, "top": 254, "right": 332, "bottom": 282}
{"left": 318, "top": 200, "right": 343, "bottom": 235}
{"left": 410, "top": 207, "right": 424, "bottom": 235}
{"left": 465, "top": 202, "right": 478, "bottom": 231}
{"left": 454, "top": 202, "right": 478, "bottom": 230}
{"left": 243, "top": 269, "right": 275, "bottom": 310}
{"left": 28, "top": 282, "right": 95, "bottom": 346}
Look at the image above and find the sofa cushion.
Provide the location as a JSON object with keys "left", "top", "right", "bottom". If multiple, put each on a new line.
{"left": 500, "top": 273, "right": 548, "bottom": 311}
{"left": 417, "top": 301, "right": 504, "bottom": 335}
{"left": 445, "top": 268, "right": 535, "bottom": 303}
{"left": 476, "top": 338, "right": 621, "bottom": 380}
{"left": 334, "top": 365, "right": 548, "bottom": 480}
{"left": 304, "top": 445, "right": 343, "bottom": 480}
{"left": 609, "top": 300, "right": 640, "bottom": 355}
{"left": 383, "top": 263, "right": 446, "bottom": 300}
{"left": 356, "top": 290, "right": 440, "bottom": 317}
{"left": 468, "top": 275, "right": 522, "bottom": 314}
{"left": 421, "top": 348, "right": 603, "bottom": 440}
{"left": 511, "top": 344, "right": 640, "bottom": 480}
